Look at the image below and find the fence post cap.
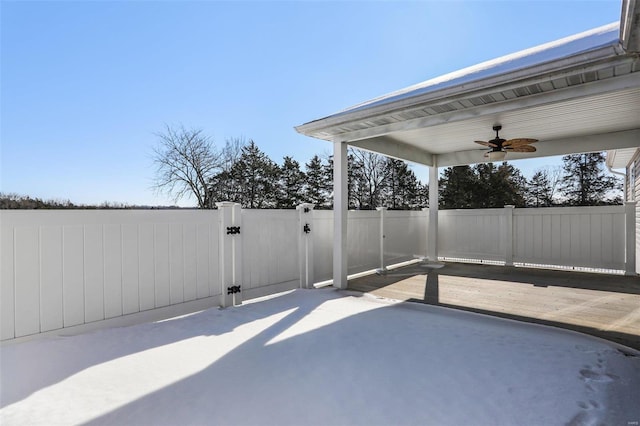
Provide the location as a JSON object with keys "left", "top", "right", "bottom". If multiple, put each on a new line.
{"left": 376, "top": 206, "right": 388, "bottom": 211}
{"left": 215, "top": 201, "right": 240, "bottom": 208}
{"left": 296, "top": 203, "right": 316, "bottom": 211}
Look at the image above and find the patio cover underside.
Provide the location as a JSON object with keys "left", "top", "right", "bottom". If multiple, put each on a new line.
{"left": 295, "top": 1, "right": 640, "bottom": 287}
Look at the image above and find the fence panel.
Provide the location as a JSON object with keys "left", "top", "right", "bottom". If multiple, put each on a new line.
{"left": 241, "top": 210, "right": 300, "bottom": 298}
{"left": 1, "top": 205, "right": 630, "bottom": 340}
{"left": 438, "top": 209, "right": 505, "bottom": 262}
{"left": 513, "top": 206, "right": 626, "bottom": 270}
{"left": 312, "top": 210, "right": 334, "bottom": 282}
{"left": 0, "top": 210, "right": 221, "bottom": 340}
{"left": 385, "top": 210, "right": 428, "bottom": 265}
{"left": 347, "top": 211, "right": 380, "bottom": 275}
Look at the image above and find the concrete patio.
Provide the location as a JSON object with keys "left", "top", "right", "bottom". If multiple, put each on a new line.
{"left": 349, "top": 262, "right": 640, "bottom": 350}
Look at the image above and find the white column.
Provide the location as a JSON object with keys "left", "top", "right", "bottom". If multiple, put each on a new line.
{"left": 217, "top": 202, "right": 243, "bottom": 307}
{"left": 297, "top": 203, "right": 315, "bottom": 288}
{"left": 333, "top": 141, "right": 348, "bottom": 289}
{"left": 422, "top": 207, "right": 429, "bottom": 259}
{"left": 427, "top": 161, "right": 439, "bottom": 262}
{"left": 504, "top": 205, "right": 515, "bottom": 266}
{"left": 376, "top": 207, "right": 387, "bottom": 273}
{"left": 624, "top": 201, "right": 637, "bottom": 276}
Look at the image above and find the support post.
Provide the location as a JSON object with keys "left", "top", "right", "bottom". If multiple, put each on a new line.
{"left": 376, "top": 207, "right": 387, "bottom": 273}
{"left": 504, "top": 205, "right": 515, "bottom": 266}
{"left": 217, "top": 202, "right": 243, "bottom": 307}
{"left": 297, "top": 203, "right": 315, "bottom": 288}
{"left": 333, "top": 141, "right": 348, "bottom": 289}
{"left": 422, "top": 207, "right": 429, "bottom": 259}
{"left": 427, "top": 161, "right": 439, "bottom": 261}
{"left": 624, "top": 201, "right": 637, "bottom": 276}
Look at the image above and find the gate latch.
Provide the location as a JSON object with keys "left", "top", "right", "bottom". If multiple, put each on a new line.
{"left": 303, "top": 223, "right": 311, "bottom": 234}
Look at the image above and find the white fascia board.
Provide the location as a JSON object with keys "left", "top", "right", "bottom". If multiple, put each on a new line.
{"left": 437, "top": 129, "right": 640, "bottom": 167}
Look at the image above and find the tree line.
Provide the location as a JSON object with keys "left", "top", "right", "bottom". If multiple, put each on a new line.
{"left": 0, "top": 193, "right": 166, "bottom": 210}
{"left": 152, "top": 125, "right": 428, "bottom": 210}
{"left": 0, "top": 193, "right": 178, "bottom": 210}
{"left": 2, "top": 125, "right": 621, "bottom": 209}
{"left": 154, "top": 125, "right": 622, "bottom": 210}
{"left": 439, "top": 153, "right": 621, "bottom": 208}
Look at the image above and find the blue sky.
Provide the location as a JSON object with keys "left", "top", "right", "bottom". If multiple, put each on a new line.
{"left": 1, "top": 0, "right": 622, "bottom": 206}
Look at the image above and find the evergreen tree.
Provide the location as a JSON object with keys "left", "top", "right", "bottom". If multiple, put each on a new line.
{"left": 439, "top": 166, "right": 476, "bottom": 209}
{"left": 527, "top": 169, "right": 557, "bottom": 207}
{"left": 383, "top": 158, "right": 421, "bottom": 209}
{"left": 276, "top": 156, "right": 306, "bottom": 208}
{"left": 473, "top": 162, "right": 526, "bottom": 208}
{"left": 207, "top": 137, "right": 247, "bottom": 205}
{"left": 415, "top": 182, "right": 429, "bottom": 208}
{"left": 231, "top": 140, "right": 279, "bottom": 208}
{"left": 322, "top": 152, "right": 360, "bottom": 209}
{"left": 304, "top": 155, "right": 332, "bottom": 208}
{"left": 559, "top": 152, "right": 622, "bottom": 206}
{"left": 439, "top": 162, "right": 526, "bottom": 209}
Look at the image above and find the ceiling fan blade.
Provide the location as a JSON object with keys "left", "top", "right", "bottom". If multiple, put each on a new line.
{"left": 475, "top": 140, "right": 498, "bottom": 148}
{"left": 506, "top": 145, "right": 536, "bottom": 152}
{"left": 503, "top": 138, "right": 538, "bottom": 147}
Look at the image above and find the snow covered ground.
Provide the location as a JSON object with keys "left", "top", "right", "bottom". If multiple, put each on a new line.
{"left": 1, "top": 288, "right": 639, "bottom": 426}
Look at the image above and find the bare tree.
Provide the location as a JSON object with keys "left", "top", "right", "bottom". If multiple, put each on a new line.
{"left": 221, "top": 136, "right": 247, "bottom": 172}
{"left": 152, "top": 124, "right": 222, "bottom": 208}
{"left": 350, "top": 148, "right": 390, "bottom": 209}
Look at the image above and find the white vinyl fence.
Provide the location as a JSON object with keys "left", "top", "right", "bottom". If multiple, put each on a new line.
{"left": 241, "top": 209, "right": 300, "bottom": 299}
{"left": 0, "top": 210, "right": 221, "bottom": 341}
{"left": 513, "top": 206, "right": 627, "bottom": 270}
{"left": 312, "top": 209, "right": 428, "bottom": 282}
{"left": 438, "top": 208, "right": 506, "bottom": 263}
{"left": 438, "top": 204, "right": 635, "bottom": 273}
{"left": 1, "top": 204, "right": 634, "bottom": 341}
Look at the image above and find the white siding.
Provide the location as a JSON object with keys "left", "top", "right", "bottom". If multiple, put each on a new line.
{"left": 632, "top": 151, "right": 640, "bottom": 274}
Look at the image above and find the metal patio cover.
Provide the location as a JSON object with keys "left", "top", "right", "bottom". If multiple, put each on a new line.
{"left": 295, "top": 2, "right": 640, "bottom": 166}
{"left": 294, "top": 0, "right": 640, "bottom": 289}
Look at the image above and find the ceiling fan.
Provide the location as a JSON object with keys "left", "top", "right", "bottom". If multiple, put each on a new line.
{"left": 474, "top": 125, "right": 538, "bottom": 161}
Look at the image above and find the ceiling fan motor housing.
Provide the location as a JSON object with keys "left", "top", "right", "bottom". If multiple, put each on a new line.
{"left": 491, "top": 125, "right": 505, "bottom": 151}
{"left": 474, "top": 125, "right": 538, "bottom": 158}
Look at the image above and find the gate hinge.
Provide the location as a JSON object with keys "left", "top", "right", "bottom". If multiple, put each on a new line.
{"left": 303, "top": 223, "right": 311, "bottom": 234}
{"left": 226, "top": 226, "right": 241, "bottom": 235}
{"left": 227, "top": 285, "right": 241, "bottom": 295}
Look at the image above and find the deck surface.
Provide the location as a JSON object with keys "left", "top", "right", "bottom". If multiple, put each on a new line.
{"left": 348, "top": 262, "right": 640, "bottom": 350}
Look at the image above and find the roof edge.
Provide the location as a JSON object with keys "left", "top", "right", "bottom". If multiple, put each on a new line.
{"left": 296, "top": 23, "right": 623, "bottom": 138}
